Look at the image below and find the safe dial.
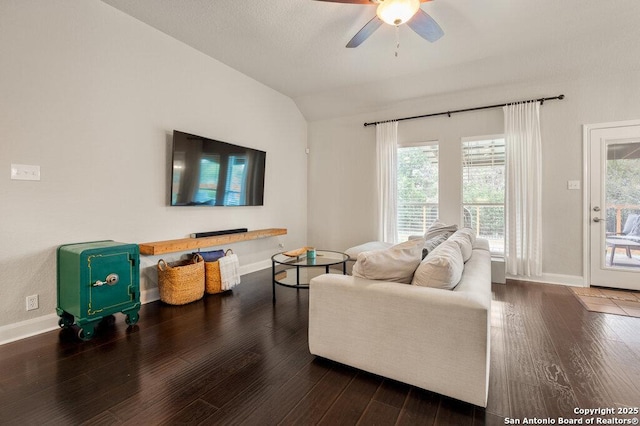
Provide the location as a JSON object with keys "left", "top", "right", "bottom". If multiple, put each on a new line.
{"left": 93, "top": 273, "right": 119, "bottom": 287}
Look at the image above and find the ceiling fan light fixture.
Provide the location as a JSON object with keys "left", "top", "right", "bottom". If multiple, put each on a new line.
{"left": 376, "top": 0, "right": 420, "bottom": 26}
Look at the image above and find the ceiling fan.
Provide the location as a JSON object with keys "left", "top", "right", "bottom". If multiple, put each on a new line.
{"left": 314, "top": 0, "right": 444, "bottom": 48}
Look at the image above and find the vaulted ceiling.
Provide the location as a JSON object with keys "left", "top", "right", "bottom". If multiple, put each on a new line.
{"left": 100, "top": 0, "right": 640, "bottom": 120}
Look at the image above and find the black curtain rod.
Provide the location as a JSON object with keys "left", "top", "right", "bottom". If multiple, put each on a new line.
{"left": 363, "top": 94, "right": 565, "bottom": 127}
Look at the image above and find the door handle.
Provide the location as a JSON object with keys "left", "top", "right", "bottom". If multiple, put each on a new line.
{"left": 593, "top": 217, "right": 604, "bottom": 223}
{"left": 593, "top": 206, "right": 601, "bottom": 212}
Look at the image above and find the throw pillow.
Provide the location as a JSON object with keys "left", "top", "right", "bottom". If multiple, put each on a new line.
{"left": 629, "top": 215, "right": 640, "bottom": 237}
{"left": 456, "top": 227, "right": 477, "bottom": 245}
{"left": 412, "top": 240, "right": 464, "bottom": 290}
{"left": 449, "top": 232, "right": 473, "bottom": 262}
{"left": 424, "top": 220, "right": 458, "bottom": 241}
{"left": 423, "top": 232, "right": 451, "bottom": 254}
{"left": 345, "top": 241, "right": 393, "bottom": 260}
{"left": 622, "top": 214, "right": 639, "bottom": 235}
{"left": 352, "top": 238, "right": 424, "bottom": 284}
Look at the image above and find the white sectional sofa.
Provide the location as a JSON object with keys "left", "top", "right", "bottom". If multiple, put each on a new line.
{"left": 308, "top": 238, "right": 492, "bottom": 407}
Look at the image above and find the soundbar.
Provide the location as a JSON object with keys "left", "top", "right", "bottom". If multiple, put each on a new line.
{"left": 190, "top": 228, "right": 248, "bottom": 239}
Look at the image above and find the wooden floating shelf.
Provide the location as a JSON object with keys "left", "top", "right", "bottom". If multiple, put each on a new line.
{"left": 139, "top": 228, "right": 287, "bottom": 255}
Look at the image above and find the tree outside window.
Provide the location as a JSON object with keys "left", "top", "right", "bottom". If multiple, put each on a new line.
{"left": 397, "top": 143, "right": 439, "bottom": 242}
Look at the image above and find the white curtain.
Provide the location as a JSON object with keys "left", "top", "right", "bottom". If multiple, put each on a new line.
{"left": 504, "top": 101, "right": 542, "bottom": 277}
{"left": 376, "top": 121, "right": 398, "bottom": 243}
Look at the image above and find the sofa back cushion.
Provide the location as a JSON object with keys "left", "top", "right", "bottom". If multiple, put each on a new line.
{"left": 352, "top": 238, "right": 424, "bottom": 284}
{"left": 411, "top": 240, "right": 464, "bottom": 290}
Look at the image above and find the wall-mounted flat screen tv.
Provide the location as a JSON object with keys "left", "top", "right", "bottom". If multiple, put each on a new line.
{"left": 170, "top": 130, "right": 266, "bottom": 206}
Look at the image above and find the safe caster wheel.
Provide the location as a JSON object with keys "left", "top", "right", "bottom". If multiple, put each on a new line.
{"left": 58, "top": 313, "right": 74, "bottom": 329}
{"left": 125, "top": 312, "right": 139, "bottom": 326}
{"left": 77, "top": 324, "right": 95, "bottom": 341}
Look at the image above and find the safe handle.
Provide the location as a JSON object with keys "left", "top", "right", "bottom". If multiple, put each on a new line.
{"left": 93, "top": 273, "right": 119, "bottom": 287}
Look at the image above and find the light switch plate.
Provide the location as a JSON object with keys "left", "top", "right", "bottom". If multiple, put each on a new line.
{"left": 11, "top": 164, "right": 40, "bottom": 181}
{"left": 567, "top": 180, "right": 580, "bottom": 190}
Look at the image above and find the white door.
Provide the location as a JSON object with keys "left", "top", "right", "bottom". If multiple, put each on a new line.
{"left": 586, "top": 121, "right": 640, "bottom": 290}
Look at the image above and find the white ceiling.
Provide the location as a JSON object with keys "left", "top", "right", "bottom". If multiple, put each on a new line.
{"left": 100, "top": 0, "right": 640, "bottom": 120}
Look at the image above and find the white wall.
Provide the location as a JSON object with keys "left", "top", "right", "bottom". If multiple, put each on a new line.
{"left": 0, "top": 0, "right": 307, "bottom": 331}
{"left": 308, "top": 69, "right": 640, "bottom": 284}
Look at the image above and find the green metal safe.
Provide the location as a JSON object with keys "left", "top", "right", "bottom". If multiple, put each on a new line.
{"left": 56, "top": 240, "right": 140, "bottom": 340}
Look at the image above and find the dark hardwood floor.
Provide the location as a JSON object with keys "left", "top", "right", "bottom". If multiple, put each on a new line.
{"left": 1, "top": 270, "right": 639, "bottom": 425}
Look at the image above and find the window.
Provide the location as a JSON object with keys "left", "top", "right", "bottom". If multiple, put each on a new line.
{"left": 196, "top": 155, "right": 221, "bottom": 204}
{"left": 397, "top": 142, "right": 439, "bottom": 242}
{"left": 462, "top": 136, "right": 505, "bottom": 255}
{"left": 224, "top": 155, "right": 247, "bottom": 205}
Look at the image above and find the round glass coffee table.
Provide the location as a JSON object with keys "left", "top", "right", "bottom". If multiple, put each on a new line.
{"left": 271, "top": 250, "right": 349, "bottom": 302}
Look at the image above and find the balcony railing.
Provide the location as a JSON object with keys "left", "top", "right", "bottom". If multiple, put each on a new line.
{"left": 606, "top": 204, "right": 640, "bottom": 234}
{"left": 397, "top": 202, "right": 439, "bottom": 242}
{"left": 398, "top": 203, "right": 638, "bottom": 258}
{"left": 463, "top": 203, "right": 505, "bottom": 254}
{"left": 397, "top": 202, "right": 505, "bottom": 254}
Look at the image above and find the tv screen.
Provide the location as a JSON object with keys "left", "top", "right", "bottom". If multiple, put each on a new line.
{"left": 170, "top": 130, "right": 266, "bottom": 206}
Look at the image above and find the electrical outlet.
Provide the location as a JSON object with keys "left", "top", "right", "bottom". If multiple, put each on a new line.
{"left": 567, "top": 180, "right": 581, "bottom": 190}
{"left": 11, "top": 164, "right": 41, "bottom": 181}
{"left": 26, "top": 295, "right": 39, "bottom": 311}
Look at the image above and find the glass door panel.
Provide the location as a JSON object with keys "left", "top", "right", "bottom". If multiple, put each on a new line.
{"left": 588, "top": 123, "right": 640, "bottom": 290}
{"left": 604, "top": 141, "right": 640, "bottom": 270}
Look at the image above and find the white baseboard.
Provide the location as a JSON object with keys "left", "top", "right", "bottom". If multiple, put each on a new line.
{"left": 1, "top": 259, "right": 272, "bottom": 346}
{"left": 141, "top": 287, "right": 160, "bottom": 304}
{"left": 0, "top": 313, "right": 60, "bottom": 346}
{"left": 239, "top": 259, "right": 271, "bottom": 276}
{"left": 506, "top": 272, "right": 586, "bottom": 287}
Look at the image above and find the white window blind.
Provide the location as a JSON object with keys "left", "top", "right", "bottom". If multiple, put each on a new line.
{"left": 462, "top": 137, "right": 505, "bottom": 254}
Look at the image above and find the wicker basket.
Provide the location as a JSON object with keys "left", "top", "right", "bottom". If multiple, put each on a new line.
{"left": 204, "top": 249, "right": 233, "bottom": 294}
{"left": 157, "top": 254, "right": 205, "bottom": 305}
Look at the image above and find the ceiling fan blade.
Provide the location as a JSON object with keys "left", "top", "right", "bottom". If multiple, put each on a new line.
{"left": 346, "top": 15, "right": 383, "bottom": 48}
{"left": 406, "top": 9, "right": 444, "bottom": 42}
{"left": 313, "top": 0, "right": 374, "bottom": 4}
{"left": 313, "top": 0, "right": 432, "bottom": 3}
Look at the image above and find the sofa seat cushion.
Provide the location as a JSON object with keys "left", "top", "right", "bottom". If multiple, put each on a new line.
{"left": 345, "top": 241, "right": 393, "bottom": 260}
{"left": 411, "top": 240, "right": 464, "bottom": 290}
{"left": 352, "top": 238, "right": 424, "bottom": 284}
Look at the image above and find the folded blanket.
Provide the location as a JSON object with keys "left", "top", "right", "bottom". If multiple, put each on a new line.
{"left": 219, "top": 252, "right": 241, "bottom": 290}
